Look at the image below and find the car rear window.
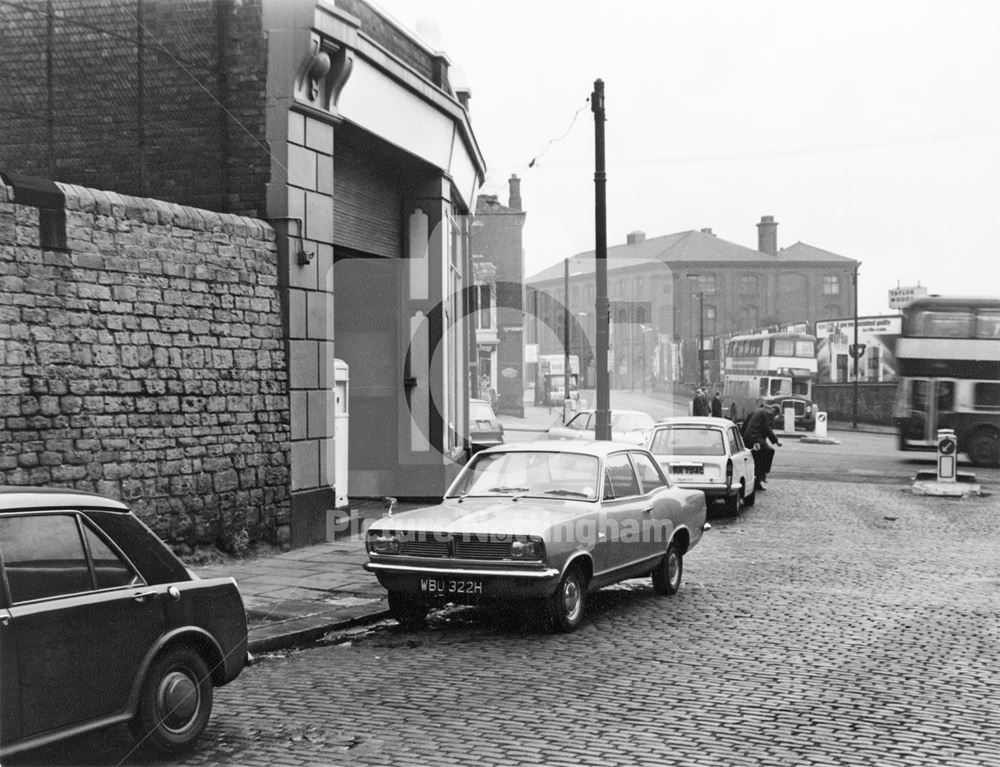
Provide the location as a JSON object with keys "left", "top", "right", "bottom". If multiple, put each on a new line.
{"left": 649, "top": 427, "right": 726, "bottom": 456}
{"left": 470, "top": 403, "right": 496, "bottom": 421}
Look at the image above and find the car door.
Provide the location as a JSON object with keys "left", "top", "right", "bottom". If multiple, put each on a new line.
{"left": 599, "top": 452, "right": 652, "bottom": 571}
{"left": 729, "top": 424, "right": 754, "bottom": 488}
{"left": 0, "top": 512, "right": 166, "bottom": 739}
{"left": 629, "top": 450, "right": 674, "bottom": 559}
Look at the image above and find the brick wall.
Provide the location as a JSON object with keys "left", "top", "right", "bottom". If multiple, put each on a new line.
{"left": 0, "top": 0, "right": 269, "bottom": 217}
{"left": 0, "top": 178, "right": 291, "bottom": 550}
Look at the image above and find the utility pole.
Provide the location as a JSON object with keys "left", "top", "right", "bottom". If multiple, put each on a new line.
{"left": 697, "top": 291, "right": 705, "bottom": 387}
{"left": 592, "top": 79, "right": 611, "bottom": 440}
{"left": 563, "top": 257, "right": 570, "bottom": 423}
{"left": 852, "top": 264, "right": 860, "bottom": 428}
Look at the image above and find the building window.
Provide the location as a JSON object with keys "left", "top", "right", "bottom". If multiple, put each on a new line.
{"left": 740, "top": 305, "right": 759, "bottom": 330}
{"left": 739, "top": 274, "right": 758, "bottom": 294}
{"left": 691, "top": 274, "right": 716, "bottom": 294}
{"left": 478, "top": 285, "right": 491, "bottom": 329}
{"left": 822, "top": 303, "right": 842, "bottom": 319}
{"left": 823, "top": 275, "right": 841, "bottom": 295}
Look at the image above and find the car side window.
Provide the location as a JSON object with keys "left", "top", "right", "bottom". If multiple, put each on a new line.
{"left": 0, "top": 513, "right": 139, "bottom": 603}
{"left": 567, "top": 413, "right": 588, "bottom": 431}
{"left": 630, "top": 452, "right": 668, "bottom": 493}
{"left": 82, "top": 523, "right": 140, "bottom": 589}
{"left": 605, "top": 453, "right": 640, "bottom": 499}
{"left": 727, "top": 426, "right": 742, "bottom": 454}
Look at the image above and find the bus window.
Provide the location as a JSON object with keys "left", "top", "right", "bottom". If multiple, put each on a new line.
{"left": 792, "top": 380, "right": 810, "bottom": 396}
{"left": 974, "top": 382, "right": 1000, "bottom": 410}
{"left": 795, "top": 340, "right": 815, "bottom": 357}
{"left": 936, "top": 381, "right": 954, "bottom": 412}
{"left": 770, "top": 379, "right": 790, "bottom": 396}
{"left": 759, "top": 379, "right": 769, "bottom": 396}
{"left": 976, "top": 311, "right": 1000, "bottom": 339}
{"left": 773, "top": 339, "right": 794, "bottom": 356}
{"left": 912, "top": 310, "right": 973, "bottom": 338}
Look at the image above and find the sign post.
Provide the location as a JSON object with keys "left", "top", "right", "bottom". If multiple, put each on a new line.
{"left": 936, "top": 429, "right": 957, "bottom": 483}
{"left": 814, "top": 411, "right": 828, "bottom": 439}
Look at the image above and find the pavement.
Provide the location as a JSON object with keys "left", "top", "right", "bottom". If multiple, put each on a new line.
{"left": 195, "top": 397, "right": 896, "bottom": 655}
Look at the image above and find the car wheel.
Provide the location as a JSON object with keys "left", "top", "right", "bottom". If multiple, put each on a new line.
{"left": 130, "top": 645, "right": 213, "bottom": 755}
{"left": 548, "top": 565, "right": 587, "bottom": 632}
{"left": 388, "top": 591, "right": 428, "bottom": 629}
{"left": 742, "top": 483, "right": 756, "bottom": 507}
{"left": 966, "top": 427, "right": 1000, "bottom": 468}
{"left": 652, "top": 541, "right": 683, "bottom": 596}
{"left": 723, "top": 487, "right": 743, "bottom": 516}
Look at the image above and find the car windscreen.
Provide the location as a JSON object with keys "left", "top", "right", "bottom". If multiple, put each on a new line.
{"left": 447, "top": 451, "right": 600, "bottom": 501}
{"left": 470, "top": 403, "right": 496, "bottom": 422}
{"left": 650, "top": 427, "right": 726, "bottom": 456}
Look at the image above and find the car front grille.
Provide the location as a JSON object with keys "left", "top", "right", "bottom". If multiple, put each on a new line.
{"left": 392, "top": 532, "right": 514, "bottom": 560}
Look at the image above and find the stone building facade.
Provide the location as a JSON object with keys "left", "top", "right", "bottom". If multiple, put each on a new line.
{"left": 0, "top": 177, "right": 290, "bottom": 549}
{"left": 527, "top": 216, "right": 859, "bottom": 390}
{"left": 0, "top": 0, "right": 486, "bottom": 547}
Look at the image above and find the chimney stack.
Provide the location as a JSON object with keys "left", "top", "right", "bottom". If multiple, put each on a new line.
{"left": 456, "top": 87, "right": 472, "bottom": 112}
{"left": 700, "top": 227, "right": 714, "bottom": 236}
{"left": 626, "top": 230, "right": 645, "bottom": 245}
{"left": 508, "top": 174, "right": 522, "bottom": 211}
{"left": 757, "top": 215, "right": 778, "bottom": 255}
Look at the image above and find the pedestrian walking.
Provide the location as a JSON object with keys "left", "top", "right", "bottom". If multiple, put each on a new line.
{"left": 711, "top": 391, "right": 723, "bottom": 418}
{"left": 741, "top": 400, "right": 782, "bottom": 490}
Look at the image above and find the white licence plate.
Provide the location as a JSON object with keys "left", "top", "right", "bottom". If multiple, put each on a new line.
{"left": 420, "top": 578, "right": 484, "bottom": 595}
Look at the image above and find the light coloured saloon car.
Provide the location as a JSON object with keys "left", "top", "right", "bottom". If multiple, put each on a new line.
{"left": 545, "top": 409, "right": 656, "bottom": 446}
{"left": 646, "top": 417, "right": 756, "bottom": 516}
{"left": 364, "top": 442, "right": 707, "bottom": 632}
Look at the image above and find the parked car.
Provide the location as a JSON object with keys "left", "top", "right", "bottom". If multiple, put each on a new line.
{"left": 764, "top": 395, "right": 816, "bottom": 431}
{"left": 645, "top": 417, "right": 756, "bottom": 516}
{"left": 364, "top": 442, "right": 707, "bottom": 632}
{"left": 469, "top": 398, "right": 505, "bottom": 454}
{"left": 0, "top": 487, "right": 248, "bottom": 758}
{"left": 545, "top": 409, "right": 656, "bottom": 446}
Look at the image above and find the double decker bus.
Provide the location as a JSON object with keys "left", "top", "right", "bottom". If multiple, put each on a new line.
{"left": 892, "top": 296, "right": 1000, "bottom": 467}
{"left": 722, "top": 332, "right": 817, "bottom": 425}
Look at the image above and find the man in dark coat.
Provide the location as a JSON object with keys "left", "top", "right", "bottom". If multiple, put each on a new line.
{"left": 711, "top": 391, "right": 723, "bottom": 418}
{"left": 741, "top": 401, "right": 782, "bottom": 490}
{"left": 692, "top": 388, "right": 709, "bottom": 416}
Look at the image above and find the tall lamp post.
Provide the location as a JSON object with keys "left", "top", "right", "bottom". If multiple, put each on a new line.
{"left": 852, "top": 263, "right": 861, "bottom": 428}
{"left": 592, "top": 79, "right": 611, "bottom": 440}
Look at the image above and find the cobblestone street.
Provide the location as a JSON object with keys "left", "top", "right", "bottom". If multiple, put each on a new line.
{"left": 15, "top": 478, "right": 1000, "bottom": 767}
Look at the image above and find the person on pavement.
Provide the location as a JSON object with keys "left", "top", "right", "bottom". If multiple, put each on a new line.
{"left": 742, "top": 400, "right": 782, "bottom": 490}
{"left": 711, "top": 391, "right": 723, "bottom": 418}
{"left": 692, "top": 388, "right": 709, "bottom": 416}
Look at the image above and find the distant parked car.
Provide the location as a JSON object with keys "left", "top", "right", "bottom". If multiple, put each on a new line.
{"left": 0, "top": 487, "right": 248, "bottom": 758}
{"left": 545, "top": 409, "right": 656, "bottom": 446}
{"left": 646, "top": 417, "right": 756, "bottom": 516}
{"left": 364, "top": 441, "right": 707, "bottom": 632}
{"left": 469, "top": 398, "right": 505, "bottom": 454}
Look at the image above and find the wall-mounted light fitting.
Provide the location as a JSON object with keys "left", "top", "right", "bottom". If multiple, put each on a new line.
{"left": 267, "top": 217, "right": 314, "bottom": 266}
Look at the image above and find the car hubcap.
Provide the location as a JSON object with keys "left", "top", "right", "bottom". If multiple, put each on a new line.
{"left": 668, "top": 553, "right": 679, "bottom": 586}
{"left": 562, "top": 577, "right": 582, "bottom": 621}
{"left": 157, "top": 670, "right": 199, "bottom": 733}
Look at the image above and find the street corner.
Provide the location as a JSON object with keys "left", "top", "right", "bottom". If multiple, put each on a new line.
{"left": 909, "top": 479, "right": 986, "bottom": 498}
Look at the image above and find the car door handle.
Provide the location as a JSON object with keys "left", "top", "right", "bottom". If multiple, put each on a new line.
{"left": 132, "top": 590, "right": 157, "bottom": 602}
{"left": 642, "top": 507, "right": 653, "bottom": 515}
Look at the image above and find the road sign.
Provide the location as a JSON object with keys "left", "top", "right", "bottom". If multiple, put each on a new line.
{"left": 937, "top": 429, "right": 957, "bottom": 482}
{"left": 815, "top": 411, "right": 827, "bottom": 439}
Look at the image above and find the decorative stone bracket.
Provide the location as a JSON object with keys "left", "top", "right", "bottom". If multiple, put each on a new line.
{"left": 296, "top": 35, "right": 353, "bottom": 114}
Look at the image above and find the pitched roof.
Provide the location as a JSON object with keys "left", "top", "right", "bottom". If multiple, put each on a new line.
{"left": 526, "top": 229, "right": 854, "bottom": 283}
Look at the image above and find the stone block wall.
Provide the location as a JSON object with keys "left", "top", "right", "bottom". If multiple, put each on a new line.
{"left": 0, "top": 179, "right": 291, "bottom": 549}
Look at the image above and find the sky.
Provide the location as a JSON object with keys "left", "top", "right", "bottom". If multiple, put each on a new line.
{"left": 372, "top": 0, "right": 1000, "bottom": 316}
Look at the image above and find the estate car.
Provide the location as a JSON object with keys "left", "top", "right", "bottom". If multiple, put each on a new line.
{"left": 645, "top": 417, "right": 756, "bottom": 516}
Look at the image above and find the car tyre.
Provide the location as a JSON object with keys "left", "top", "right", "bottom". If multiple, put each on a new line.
{"left": 723, "top": 486, "right": 744, "bottom": 516}
{"left": 652, "top": 541, "right": 683, "bottom": 596}
{"left": 548, "top": 565, "right": 587, "bottom": 632}
{"left": 388, "top": 591, "right": 428, "bottom": 629}
{"left": 131, "top": 645, "right": 213, "bottom": 755}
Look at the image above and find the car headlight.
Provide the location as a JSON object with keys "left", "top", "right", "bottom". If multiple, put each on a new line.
{"left": 368, "top": 533, "right": 400, "bottom": 554}
{"left": 510, "top": 537, "right": 544, "bottom": 560}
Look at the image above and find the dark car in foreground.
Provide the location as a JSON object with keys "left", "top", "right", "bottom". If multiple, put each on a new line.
{"left": 364, "top": 442, "right": 706, "bottom": 632}
{"left": 0, "top": 487, "right": 248, "bottom": 758}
